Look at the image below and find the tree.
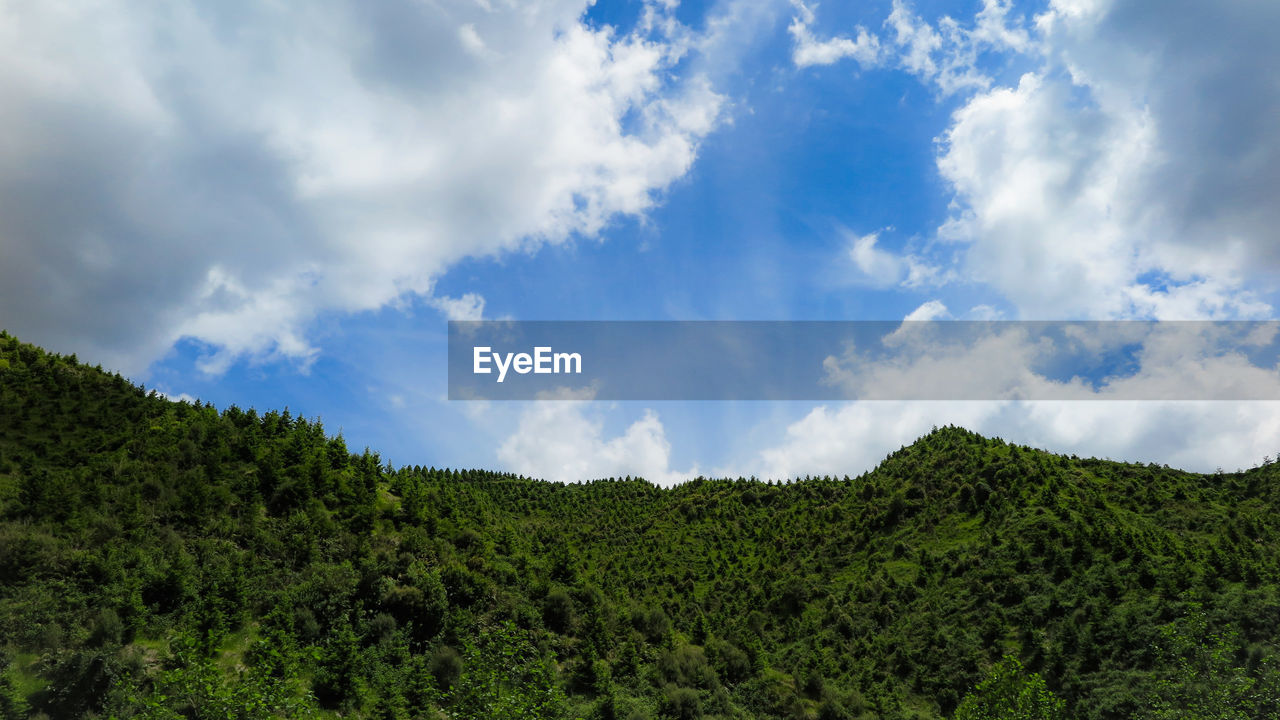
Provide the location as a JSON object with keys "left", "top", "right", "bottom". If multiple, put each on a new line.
{"left": 446, "top": 621, "right": 567, "bottom": 720}
{"left": 952, "top": 656, "right": 1065, "bottom": 720}
{"left": 1146, "top": 606, "right": 1280, "bottom": 720}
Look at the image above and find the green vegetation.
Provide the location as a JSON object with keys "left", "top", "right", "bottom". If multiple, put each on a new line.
{"left": 952, "top": 656, "right": 1063, "bottom": 720}
{"left": 2, "top": 330, "right": 1280, "bottom": 719}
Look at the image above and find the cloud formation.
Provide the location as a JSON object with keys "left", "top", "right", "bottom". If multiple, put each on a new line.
{"left": 937, "top": 0, "right": 1280, "bottom": 318}
{"left": 497, "top": 397, "right": 697, "bottom": 486}
{"left": 488, "top": 0, "right": 1280, "bottom": 485}
{"left": 789, "top": 1, "right": 881, "bottom": 68}
{"left": 500, "top": 0, "right": 1280, "bottom": 483}
{"left": 790, "top": 0, "right": 1030, "bottom": 91}
{"left": 885, "top": 0, "right": 1030, "bottom": 95}
{"left": 0, "top": 0, "right": 723, "bottom": 374}
{"left": 795, "top": 0, "right": 1280, "bottom": 319}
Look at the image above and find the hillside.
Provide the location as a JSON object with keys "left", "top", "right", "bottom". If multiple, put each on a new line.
{"left": 2, "top": 330, "right": 1279, "bottom": 719}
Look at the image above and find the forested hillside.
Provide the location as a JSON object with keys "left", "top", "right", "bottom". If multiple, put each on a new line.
{"left": 2, "top": 330, "right": 1279, "bottom": 719}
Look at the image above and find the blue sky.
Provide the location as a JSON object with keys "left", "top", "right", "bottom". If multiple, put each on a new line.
{"left": 4, "top": 0, "right": 1280, "bottom": 482}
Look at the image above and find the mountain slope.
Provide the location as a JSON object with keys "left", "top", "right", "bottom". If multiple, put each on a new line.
{"left": 2, "top": 331, "right": 1279, "bottom": 719}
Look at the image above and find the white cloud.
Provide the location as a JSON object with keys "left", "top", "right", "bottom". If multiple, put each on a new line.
{"left": 936, "top": 69, "right": 1273, "bottom": 320}
{"left": 967, "top": 304, "right": 1004, "bottom": 320}
{"left": 157, "top": 389, "right": 197, "bottom": 404}
{"left": 497, "top": 400, "right": 697, "bottom": 486}
{"left": 429, "top": 293, "right": 487, "bottom": 322}
{"left": 846, "top": 230, "right": 949, "bottom": 288}
{"left": 789, "top": 0, "right": 1030, "bottom": 88}
{"left": 902, "top": 299, "right": 949, "bottom": 322}
{"left": 937, "top": 71, "right": 1154, "bottom": 317}
{"left": 884, "top": 0, "right": 1031, "bottom": 95}
{"left": 789, "top": 1, "right": 881, "bottom": 68}
{"left": 935, "top": 0, "right": 1280, "bottom": 319}
{"left": 738, "top": 400, "right": 1280, "bottom": 481}
{"left": 797, "top": 0, "right": 1280, "bottom": 320}
{"left": 0, "top": 0, "right": 724, "bottom": 374}
{"left": 743, "top": 402, "right": 991, "bottom": 480}
{"left": 848, "top": 232, "right": 902, "bottom": 285}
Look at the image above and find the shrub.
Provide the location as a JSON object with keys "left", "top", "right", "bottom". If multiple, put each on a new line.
{"left": 659, "top": 686, "right": 701, "bottom": 720}
{"left": 428, "top": 645, "right": 463, "bottom": 690}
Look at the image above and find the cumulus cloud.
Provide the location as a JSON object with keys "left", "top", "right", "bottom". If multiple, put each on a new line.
{"left": 798, "top": 0, "right": 1280, "bottom": 319}
{"left": 937, "top": 70, "right": 1267, "bottom": 320}
{"left": 497, "top": 397, "right": 697, "bottom": 486}
{"left": 0, "top": 0, "right": 723, "bottom": 374}
{"left": 938, "top": 0, "right": 1280, "bottom": 319}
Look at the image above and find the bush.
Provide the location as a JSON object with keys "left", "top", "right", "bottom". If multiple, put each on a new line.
{"left": 952, "top": 656, "right": 1064, "bottom": 720}
{"left": 634, "top": 606, "right": 670, "bottom": 643}
{"left": 708, "top": 639, "right": 752, "bottom": 684}
{"left": 428, "top": 645, "right": 463, "bottom": 690}
{"left": 87, "top": 608, "right": 124, "bottom": 648}
{"left": 659, "top": 686, "right": 702, "bottom": 720}
{"left": 544, "top": 588, "right": 574, "bottom": 634}
{"left": 658, "top": 645, "right": 716, "bottom": 689}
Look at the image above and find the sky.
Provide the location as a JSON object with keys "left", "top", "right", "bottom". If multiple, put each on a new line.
{"left": 3, "top": 0, "right": 1280, "bottom": 483}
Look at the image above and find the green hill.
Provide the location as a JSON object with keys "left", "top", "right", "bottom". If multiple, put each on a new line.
{"left": 1, "top": 330, "right": 1279, "bottom": 719}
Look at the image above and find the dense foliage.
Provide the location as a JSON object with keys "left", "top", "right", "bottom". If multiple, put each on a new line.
{"left": 2, "top": 331, "right": 1280, "bottom": 719}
